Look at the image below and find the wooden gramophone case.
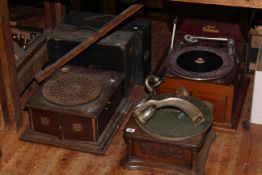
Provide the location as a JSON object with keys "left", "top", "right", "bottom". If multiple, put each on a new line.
{"left": 121, "top": 117, "right": 216, "bottom": 174}
{"left": 157, "top": 3, "right": 251, "bottom": 132}
{"left": 121, "top": 91, "right": 216, "bottom": 174}
{"left": 21, "top": 66, "right": 129, "bottom": 154}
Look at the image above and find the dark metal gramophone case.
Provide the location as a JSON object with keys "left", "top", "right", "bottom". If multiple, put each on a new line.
{"left": 21, "top": 66, "right": 130, "bottom": 154}
{"left": 47, "top": 24, "right": 135, "bottom": 96}
{"left": 47, "top": 11, "right": 151, "bottom": 91}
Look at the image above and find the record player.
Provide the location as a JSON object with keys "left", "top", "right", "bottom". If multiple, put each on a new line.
{"left": 121, "top": 80, "right": 216, "bottom": 174}
{"left": 21, "top": 65, "right": 130, "bottom": 154}
{"left": 156, "top": 3, "right": 251, "bottom": 132}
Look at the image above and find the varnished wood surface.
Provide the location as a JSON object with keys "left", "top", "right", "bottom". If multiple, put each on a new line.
{"left": 170, "top": 0, "right": 262, "bottom": 9}
{"left": 0, "top": 0, "right": 22, "bottom": 130}
{"left": 1, "top": 21, "right": 262, "bottom": 175}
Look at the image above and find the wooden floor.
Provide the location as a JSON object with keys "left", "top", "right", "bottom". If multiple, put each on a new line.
{"left": 1, "top": 21, "right": 262, "bottom": 175}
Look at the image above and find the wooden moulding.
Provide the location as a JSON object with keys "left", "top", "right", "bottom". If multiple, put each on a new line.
{"left": 156, "top": 76, "right": 250, "bottom": 132}
{"left": 0, "top": 68, "right": 8, "bottom": 130}
{"left": 169, "top": 0, "right": 262, "bottom": 9}
{"left": 0, "top": 0, "right": 22, "bottom": 130}
{"left": 43, "top": 1, "right": 66, "bottom": 27}
{"left": 121, "top": 117, "right": 216, "bottom": 175}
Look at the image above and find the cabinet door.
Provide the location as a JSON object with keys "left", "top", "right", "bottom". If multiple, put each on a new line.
{"left": 62, "top": 114, "right": 95, "bottom": 141}
{"left": 30, "top": 108, "right": 61, "bottom": 137}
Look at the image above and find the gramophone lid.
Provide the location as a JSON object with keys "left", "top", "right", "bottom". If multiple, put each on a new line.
{"left": 166, "top": 46, "right": 235, "bottom": 81}
{"left": 135, "top": 94, "right": 213, "bottom": 141}
{"left": 176, "top": 19, "right": 248, "bottom": 43}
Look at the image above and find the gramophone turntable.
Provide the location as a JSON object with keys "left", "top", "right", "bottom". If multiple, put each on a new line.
{"left": 155, "top": 4, "right": 250, "bottom": 132}
{"left": 167, "top": 35, "right": 237, "bottom": 83}
{"left": 121, "top": 80, "right": 216, "bottom": 174}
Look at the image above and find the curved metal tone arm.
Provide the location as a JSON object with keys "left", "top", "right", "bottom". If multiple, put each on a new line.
{"left": 145, "top": 75, "right": 163, "bottom": 98}
{"left": 184, "top": 34, "right": 229, "bottom": 43}
{"left": 134, "top": 97, "right": 205, "bottom": 127}
{"left": 183, "top": 34, "right": 235, "bottom": 56}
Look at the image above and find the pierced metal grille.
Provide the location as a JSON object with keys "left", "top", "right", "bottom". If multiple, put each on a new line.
{"left": 42, "top": 73, "right": 101, "bottom": 106}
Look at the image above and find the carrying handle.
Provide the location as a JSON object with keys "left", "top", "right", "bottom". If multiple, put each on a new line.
{"left": 134, "top": 97, "right": 205, "bottom": 127}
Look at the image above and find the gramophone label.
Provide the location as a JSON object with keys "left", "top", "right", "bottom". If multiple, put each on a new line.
{"left": 126, "top": 128, "right": 136, "bottom": 133}
{"left": 202, "top": 25, "right": 219, "bottom": 34}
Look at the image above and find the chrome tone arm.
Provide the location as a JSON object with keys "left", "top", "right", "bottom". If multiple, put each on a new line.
{"left": 184, "top": 34, "right": 235, "bottom": 56}
{"left": 184, "top": 34, "right": 229, "bottom": 43}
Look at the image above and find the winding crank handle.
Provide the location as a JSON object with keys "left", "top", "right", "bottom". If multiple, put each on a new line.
{"left": 35, "top": 4, "right": 143, "bottom": 83}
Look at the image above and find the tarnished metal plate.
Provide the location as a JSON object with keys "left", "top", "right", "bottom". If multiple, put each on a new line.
{"left": 167, "top": 46, "right": 235, "bottom": 81}
{"left": 135, "top": 96, "right": 213, "bottom": 141}
{"left": 42, "top": 73, "right": 101, "bottom": 106}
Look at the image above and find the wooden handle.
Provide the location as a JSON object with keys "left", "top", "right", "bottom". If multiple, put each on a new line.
{"left": 35, "top": 4, "right": 143, "bottom": 83}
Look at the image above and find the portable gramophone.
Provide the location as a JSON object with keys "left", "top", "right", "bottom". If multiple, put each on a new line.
{"left": 156, "top": 2, "right": 251, "bottom": 132}
{"left": 121, "top": 75, "right": 216, "bottom": 174}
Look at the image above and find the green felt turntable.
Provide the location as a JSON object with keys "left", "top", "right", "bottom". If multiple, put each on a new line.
{"left": 134, "top": 94, "right": 213, "bottom": 142}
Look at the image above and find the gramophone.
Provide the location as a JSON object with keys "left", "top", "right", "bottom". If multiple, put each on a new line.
{"left": 155, "top": 3, "right": 250, "bottom": 132}
{"left": 121, "top": 75, "right": 216, "bottom": 174}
